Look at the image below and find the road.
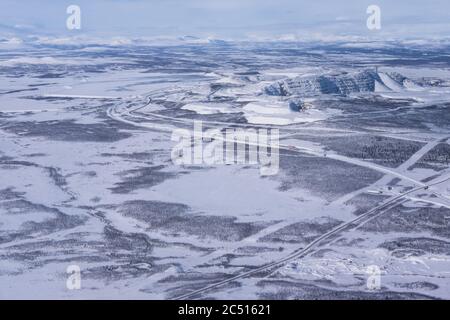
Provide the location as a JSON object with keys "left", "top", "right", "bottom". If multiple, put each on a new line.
{"left": 106, "top": 92, "right": 450, "bottom": 300}
{"left": 108, "top": 94, "right": 448, "bottom": 196}
{"left": 173, "top": 174, "right": 450, "bottom": 300}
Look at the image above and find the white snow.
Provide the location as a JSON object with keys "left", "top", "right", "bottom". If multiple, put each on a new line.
{"left": 181, "top": 103, "right": 238, "bottom": 115}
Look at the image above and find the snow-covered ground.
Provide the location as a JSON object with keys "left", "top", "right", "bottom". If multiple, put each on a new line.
{"left": 1, "top": 42, "right": 450, "bottom": 299}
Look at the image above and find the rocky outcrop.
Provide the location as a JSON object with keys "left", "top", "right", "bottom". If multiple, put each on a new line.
{"left": 265, "top": 69, "right": 416, "bottom": 97}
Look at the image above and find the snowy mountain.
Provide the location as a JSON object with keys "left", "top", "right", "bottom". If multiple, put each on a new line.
{"left": 265, "top": 69, "right": 419, "bottom": 97}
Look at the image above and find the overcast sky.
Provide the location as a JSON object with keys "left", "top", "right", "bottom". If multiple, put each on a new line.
{"left": 0, "top": 0, "right": 449, "bottom": 40}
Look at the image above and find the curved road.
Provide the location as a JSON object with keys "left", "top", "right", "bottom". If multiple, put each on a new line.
{"left": 106, "top": 91, "right": 450, "bottom": 300}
